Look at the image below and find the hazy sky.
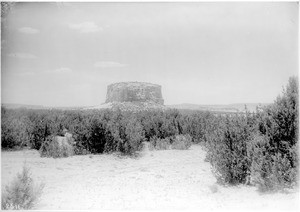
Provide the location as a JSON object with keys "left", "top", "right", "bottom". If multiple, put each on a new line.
{"left": 1, "top": 2, "right": 298, "bottom": 107}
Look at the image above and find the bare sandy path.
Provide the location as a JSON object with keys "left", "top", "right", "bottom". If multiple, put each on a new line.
{"left": 1, "top": 144, "right": 299, "bottom": 210}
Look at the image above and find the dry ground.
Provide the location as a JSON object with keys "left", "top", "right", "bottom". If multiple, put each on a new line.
{"left": 1, "top": 143, "right": 299, "bottom": 211}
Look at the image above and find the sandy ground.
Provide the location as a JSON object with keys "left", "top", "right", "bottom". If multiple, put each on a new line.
{"left": 1, "top": 143, "right": 299, "bottom": 211}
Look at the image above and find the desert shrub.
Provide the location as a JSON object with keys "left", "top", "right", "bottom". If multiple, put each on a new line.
{"left": 63, "top": 111, "right": 91, "bottom": 153}
{"left": 110, "top": 112, "right": 145, "bottom": 155}
{"left": 171, "top": 134, "right": 192, "bottom": 150}
{"left": 150, "top": 136, "right": 172, "bottom": 150}
{"left": 204, "top": 77, "right": 298, "bottom": 189}
{"left": 247, "top": 134, "right": 273, "bottom": 190}
{"left": 73, "top": 142, "right": 90, "bottom": 155}
{"left": 1, "top": 109, "right": 33, "bottom": 149}
{"left": 1, "top": 118, "right": 16, "bottom": 149}
{"left": 1, "top": 165, "right": 44, "bottom": 210}
{"left": 149, "top": 134, "right": 192, "bottom": 150}
{"left": 88, "top": 119, "right": 108, "bottom": 153}
{"left": 139, "top": 109, "right": 183, "bottom": 141}
{"left": 85, "top": 110, "right": 145, "bottom": 155}
{"left": 205, "top": 76, "right": 298, "bottom": 189}
{"left": 182, "top": 111, "right": 216, "bottom": 143}
{"left": 248, "top": 76, "right": 299, "bottom": 191}
{"left": 160, "top": 110, "right": 182, "bottom": 137}
{"left": 39, "top": 136, "right": 74, "bottom": 158}
{"left": 123, "top": 116, "right": 145, "bottom": 154}
{"left": 206, "top": 115, "right": 254, "bottom": 184}
{"left": 248, "top": 134, "right": 298, "bottom": 191}
{"left": 25, "top": 110, "right": 53, "bottom": 150}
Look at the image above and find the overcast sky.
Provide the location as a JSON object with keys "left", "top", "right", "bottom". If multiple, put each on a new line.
{"left": 1, "top": 2, "right": 298, "bottom": 107}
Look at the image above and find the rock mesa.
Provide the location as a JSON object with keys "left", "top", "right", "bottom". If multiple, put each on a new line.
{"left": 105, "top": 82, "right": 164, "bottom": 105}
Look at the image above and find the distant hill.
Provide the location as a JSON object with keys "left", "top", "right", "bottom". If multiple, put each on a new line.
{"left": 1, "top": 103, "right": 46, "bottom": 109}
{"left": 2, "top": 102, "right": 271, "bottom": 113}
{"left": 1, "top": 103, "right": 84, "bottom": 110}
{"left": 166, "top": 103, "right": 271, "bottom": 113}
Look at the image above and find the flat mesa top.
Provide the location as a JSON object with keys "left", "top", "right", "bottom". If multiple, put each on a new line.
{"left": 108, "top": 82, "right": 161, "bottom": 88}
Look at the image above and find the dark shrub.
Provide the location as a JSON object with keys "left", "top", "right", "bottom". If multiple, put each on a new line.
{"left": 206, "top": 115, "right": 254, "bottom": 184}
{"left": 205, "top": 76, "right": 298, "bottom": 190}
{"left": 88, "top": 119, "right": 107, "bottom": 153}
{"left": 250, "top": 76, "right": 299, "bottom": 191}
{"left": 123, "top": 116, "right": 145, "bottom": 154}
{"left": 182, "top": 111, "right": 216, "bottom": 143}
{"left": 1, "top": 109, "right": 32, "bottom": 149}
{"left": 248, "top": 134, "right": 298, "bottom": 191}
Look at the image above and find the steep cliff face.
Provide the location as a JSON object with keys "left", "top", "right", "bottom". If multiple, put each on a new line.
{"left": 105, "top": 82, "right": 164, "bottom": 105}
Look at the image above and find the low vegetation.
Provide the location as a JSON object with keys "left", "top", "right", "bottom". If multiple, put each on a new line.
{"left": 149, "top": 134, "right": 192, "bottom": 150}
{"left": 1, "top": 165, "right": 44, "bottom": 210}
{"left": 171, "top": 134, "right": 192, "bottom": 150}
{"left": 39, "top": 135, "right": 74, "bottom": 158}
{"left": 1, "top": 76, "right": 298, "bottom": 192}
{"left": 149, "top": 136, "right": 172, "bottom": 150}
{"left": 205, "top": 76, "right": 298, "bottom": 191}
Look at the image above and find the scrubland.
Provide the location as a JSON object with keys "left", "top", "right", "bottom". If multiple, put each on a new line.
{"left": 1, "top": 76, "right": 299, "bottom": 210}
